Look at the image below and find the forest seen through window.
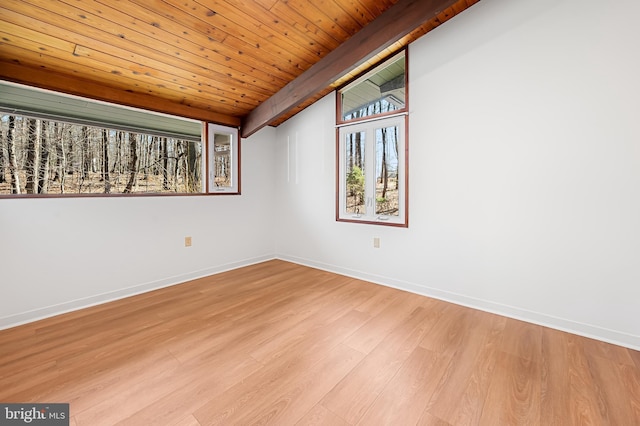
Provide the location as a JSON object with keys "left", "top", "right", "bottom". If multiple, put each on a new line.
{"left": 0, "top": 114, "right": 202, "bottom": 195}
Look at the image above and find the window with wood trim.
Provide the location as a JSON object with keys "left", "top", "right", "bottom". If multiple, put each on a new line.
{"left": 336, "top": 50, "right": 408, "bottom": 227}
{"left": 0, "top": 83, "right": 240, "bottom": 196}
{"left": 338, "top": 50, "right": 407, "bottom": 124}
{"left": 206, "top": 123, "right": 240, "bottom": 194}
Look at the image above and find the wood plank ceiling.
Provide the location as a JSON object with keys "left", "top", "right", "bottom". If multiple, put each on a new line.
{"left": 0, "top": 0, "right": 478, "bottom": 137}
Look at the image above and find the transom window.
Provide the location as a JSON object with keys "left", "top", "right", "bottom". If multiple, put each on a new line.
{"left": 338, "top": 50, "right": 406, "bottom": 123}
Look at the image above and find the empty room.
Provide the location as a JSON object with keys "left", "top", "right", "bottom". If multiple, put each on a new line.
{"left": 1, "top": 0, "right": 639, "bottom": 425}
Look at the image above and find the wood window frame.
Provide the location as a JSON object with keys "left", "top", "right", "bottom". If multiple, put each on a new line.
{"left": 0, "top": 115, "right": 241, "bottom": 199}
{"left": 204, "top": 122, "right": 241, "bottom": 195}
{"left": 336, "top": 114, "right": 409, "bottom": 227}
{"left": 336, "top": 49, "right": 409, "bottom": 125}
{"left": 335, "top": 50, "right": 409, "bottom": 227}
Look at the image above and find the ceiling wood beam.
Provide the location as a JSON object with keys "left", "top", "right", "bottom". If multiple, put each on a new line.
{"left": 241, "top": 0, "right": 460, "bottom": 137}
{"left": 0, "top": 62, "right": 241, "bottom": 127}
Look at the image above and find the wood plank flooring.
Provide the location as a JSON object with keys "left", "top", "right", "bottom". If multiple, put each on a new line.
{"left": 1, "top": 260, "right": 639, "bottom": 425}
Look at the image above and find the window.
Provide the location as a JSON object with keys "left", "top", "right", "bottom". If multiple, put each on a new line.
{"left": 338, "top": 50, "right": 407, "bottom": 124}
{"left": 338, "top": 115, "right": 407, "bottom": 225}
{"left": 0, "top": 82, "right": 240, "bottom": 196}
{"left": 206, "top": 123, "right": 240, "bottom": 194}
{"left": 336, "top": 50, "right": 408, "bottom": 226}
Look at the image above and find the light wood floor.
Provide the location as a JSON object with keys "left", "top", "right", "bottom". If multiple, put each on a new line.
{"left": 1, "top": 260, "right": 639, "bottom": 425}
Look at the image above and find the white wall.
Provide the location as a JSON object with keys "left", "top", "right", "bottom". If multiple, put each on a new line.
{"left": 0, "top": 127, "right": 277, "bottom": 328}
{"left": 275, "top": 0, "right": 640, "bottom": 349}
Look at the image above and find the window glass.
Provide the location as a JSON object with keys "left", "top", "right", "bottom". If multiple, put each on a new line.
{"left": 375, "top": 125, "right": 400, "bottom": 217}
{"left": 207, "top": 123, "right": 239, "bottom": 194}
{"left": 0, "top": 114, "right": 202, "bottom": 195}
{"left": 339, "top": 51, "right": 406, "bottom": 122}
{"left": 337, "top": 115, "right": 407, "bottom": 226}
{"left": 0, "top": 114, "right": 241, "bottom": 196}
{"left": 345, "top": 130, "right": 366, "bottom": 215}
{"left": 212, "top": 132, "right": 232, "bottom": 188}
{"left": 336, "top": 50, "right": 408, "bottom": 227}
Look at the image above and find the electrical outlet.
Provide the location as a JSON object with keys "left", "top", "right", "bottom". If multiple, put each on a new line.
{"left": 373, "top": 237, "right": 380, "bottom": 248}
{"left": 184, "top": 236, "right": 192, "bottom": 247}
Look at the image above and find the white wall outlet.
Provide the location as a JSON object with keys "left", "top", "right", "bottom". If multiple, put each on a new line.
{"left": 373, "top": 237, "right": 380, "bottom": 248}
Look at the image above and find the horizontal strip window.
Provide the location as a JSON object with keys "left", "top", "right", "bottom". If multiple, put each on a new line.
{"left": 0, "top": 114, "right": 240, "bottom": 197}
{"left": 0, "top": 81, "right": 201, "bottom": 142}
{"left": 0, "top": 81, "right": 241, "bottom": 197}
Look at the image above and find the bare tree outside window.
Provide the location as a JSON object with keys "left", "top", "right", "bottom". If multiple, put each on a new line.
{"left": 345, "top": 130, "right": 366, "bottom": 214}
{"left": 336, "top": 49, "right": 407, "bottom": 226}
{"left": 375, "top": 125, "right": 399, "bottom": 217}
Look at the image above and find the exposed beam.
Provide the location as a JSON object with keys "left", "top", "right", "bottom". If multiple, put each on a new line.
{"left": 241, "top": 0, "right": 460, "bottom": 137}
{"left": 0, "top": 62, "right": 242, "bottom": 128}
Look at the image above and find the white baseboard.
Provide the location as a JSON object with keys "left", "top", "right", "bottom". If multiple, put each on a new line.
{"left": 0, "top": 254, "right": 276, "bottom": 330}
{"left": 277, "top": 254, "right": 640, "bottom": 351}
{"left": 4, "top": 253, "right": 638, "bottom": 352}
